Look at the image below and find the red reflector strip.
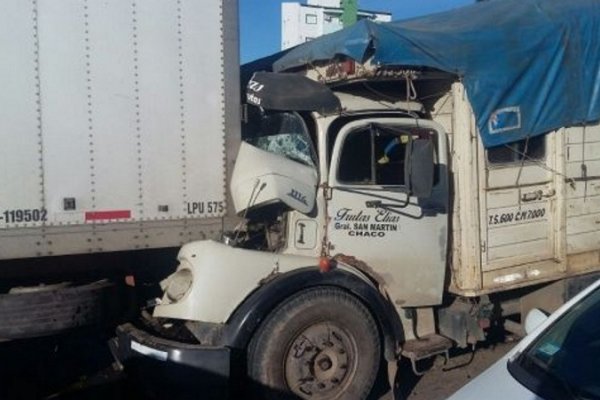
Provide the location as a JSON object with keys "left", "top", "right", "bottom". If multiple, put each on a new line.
{"left": 85, "top": 210, "right": 131, "bottom": 221}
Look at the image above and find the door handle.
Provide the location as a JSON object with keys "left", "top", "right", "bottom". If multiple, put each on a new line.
{"left": 521, "top": 189, "right": 555, "bottom": 202}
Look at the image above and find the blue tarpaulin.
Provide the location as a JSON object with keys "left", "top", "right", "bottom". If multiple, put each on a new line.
{"left": 271, "top": 0, "right": 600, "bottom": 148}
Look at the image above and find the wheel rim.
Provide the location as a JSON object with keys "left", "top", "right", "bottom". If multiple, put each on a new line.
{"left": 284, "top": 322, "right": 357, "bottom": 399}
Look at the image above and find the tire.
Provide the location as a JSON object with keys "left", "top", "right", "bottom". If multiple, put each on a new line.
{"left": 247, "top": 287, "right": 381, "bottom": 400}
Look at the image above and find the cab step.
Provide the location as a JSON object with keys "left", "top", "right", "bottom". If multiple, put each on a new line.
{"left": 401, "top": 334, "right": 453, "bottom": 376}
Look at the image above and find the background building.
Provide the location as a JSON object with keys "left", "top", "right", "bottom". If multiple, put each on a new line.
{"left": 281, "top": 0, "right": 391, "bottom": 50}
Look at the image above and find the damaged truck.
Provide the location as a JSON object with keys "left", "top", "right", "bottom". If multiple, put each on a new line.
{"left": 109, "top": 0, "right": 600, "bottom": 399}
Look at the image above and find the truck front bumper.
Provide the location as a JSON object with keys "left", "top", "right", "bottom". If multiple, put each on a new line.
{"left": 110, "top": 323, "right": 230, "bottom": 378}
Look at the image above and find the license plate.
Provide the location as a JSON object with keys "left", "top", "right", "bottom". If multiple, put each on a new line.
{"left": 131, "top": 340, "right": 168, "bottom": 361}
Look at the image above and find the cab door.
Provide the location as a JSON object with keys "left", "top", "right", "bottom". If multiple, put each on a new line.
{"left": 326, "top": 118, "right": 449, "bottom": 307}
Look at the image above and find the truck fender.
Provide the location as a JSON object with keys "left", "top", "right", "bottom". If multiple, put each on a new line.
{"left": 222, "top": 267, "right": 404, "bottom": 361}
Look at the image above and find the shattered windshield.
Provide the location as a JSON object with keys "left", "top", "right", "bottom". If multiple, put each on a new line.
{"left": 243, "top": 110, "right": 316, "bottom": 167}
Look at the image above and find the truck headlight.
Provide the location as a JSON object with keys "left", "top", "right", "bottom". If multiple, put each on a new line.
{"left": 165, "top": 269, "right": 193, "bottom": 302}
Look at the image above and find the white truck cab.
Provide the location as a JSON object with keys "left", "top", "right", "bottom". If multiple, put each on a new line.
{"left": 114, "top": 77, "right": 454, "bottom": 398}
{"left": 153, "top": 81, "right": 451, "bottom": 324}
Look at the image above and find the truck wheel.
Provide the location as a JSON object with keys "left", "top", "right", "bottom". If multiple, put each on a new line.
{"left": 247, "top": 287, "right": 380, "bottom": 400}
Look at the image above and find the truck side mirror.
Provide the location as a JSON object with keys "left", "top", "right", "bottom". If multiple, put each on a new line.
{"left": 405, "top": 138, "right": 434, "bottom": 198}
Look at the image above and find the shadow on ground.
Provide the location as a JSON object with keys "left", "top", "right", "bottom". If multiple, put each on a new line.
{"left": 0, "top": 324, "right": 516, "bottom": 400}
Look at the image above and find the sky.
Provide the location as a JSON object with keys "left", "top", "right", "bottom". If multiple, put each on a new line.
{"left": 239, "top": 0, "right": 474, "bottom": 63}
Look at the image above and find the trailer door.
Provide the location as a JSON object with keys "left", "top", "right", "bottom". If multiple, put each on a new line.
{"left": 481, "top": 134, "right": 563, "bottom": 274}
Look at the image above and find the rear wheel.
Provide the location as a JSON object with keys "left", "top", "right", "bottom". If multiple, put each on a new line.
{"left": 247, "top": 287, "right": 380, "bottom": 400}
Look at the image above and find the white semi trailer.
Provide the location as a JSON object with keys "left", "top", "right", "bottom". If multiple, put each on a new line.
{"left": 111, "top": 1, "right": 600, "bottom": 398}
{"left": 0, "top": 0, "right": 240, "bottom": 339}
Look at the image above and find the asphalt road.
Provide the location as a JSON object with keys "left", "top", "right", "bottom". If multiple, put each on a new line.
{"left": 380, "top": 341, "right": 516, "bottom": 400}
{"left": 0, "top": 328, "right": 516, "bottom": 400}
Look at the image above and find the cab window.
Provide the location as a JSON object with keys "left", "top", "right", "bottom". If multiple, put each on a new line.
{"left": 487, "top": 136, "right": 545, "bottom": 165}
{"left": 337, "top": 124, "right": 432, "bottom": 186}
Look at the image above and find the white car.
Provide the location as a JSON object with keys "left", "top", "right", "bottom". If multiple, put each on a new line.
{"left": 448, "top": 278, "right": 600, "bottom": 400}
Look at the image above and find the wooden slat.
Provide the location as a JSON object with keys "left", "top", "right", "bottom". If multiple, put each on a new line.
{"left": 488, "top": 220, "right": 549, "bottom": 248}
{"left": 487, "top": 238, "right": 550, "bottom": 262}
{"left": 567, "top": 196, "right": 600, "bottom": 217}
{"left": 567, "top": 231, "right": 600, "bottom": 254}
{"left": 565, "top": 124, "right": 600, "bottom": 144}
{"left": 486, "top": 189, "right": 518, "bottom": 209}
{"left": 566, "top": 179, "right": 600, "bottom": 198}
{"left": 566, "top": 160, "right": 600, "bottom": 179}
{"left": 486, "top": 186, "right": 549, "bottom": 210}
{"left": 566, "top": 212, "right": 600, "bottom": 236}
{"left": 487, "top": 165, "right": 550, "bottom": 189}
{"left": 486, "top": 204, "right": 548, "bottom": 229}
{"left": 566, "top": 142, "right": 600, "bottom": 162}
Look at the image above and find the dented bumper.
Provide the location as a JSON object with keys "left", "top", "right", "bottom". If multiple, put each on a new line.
{"left": 111, "top": 323, "right": 231, "bottom": 378}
